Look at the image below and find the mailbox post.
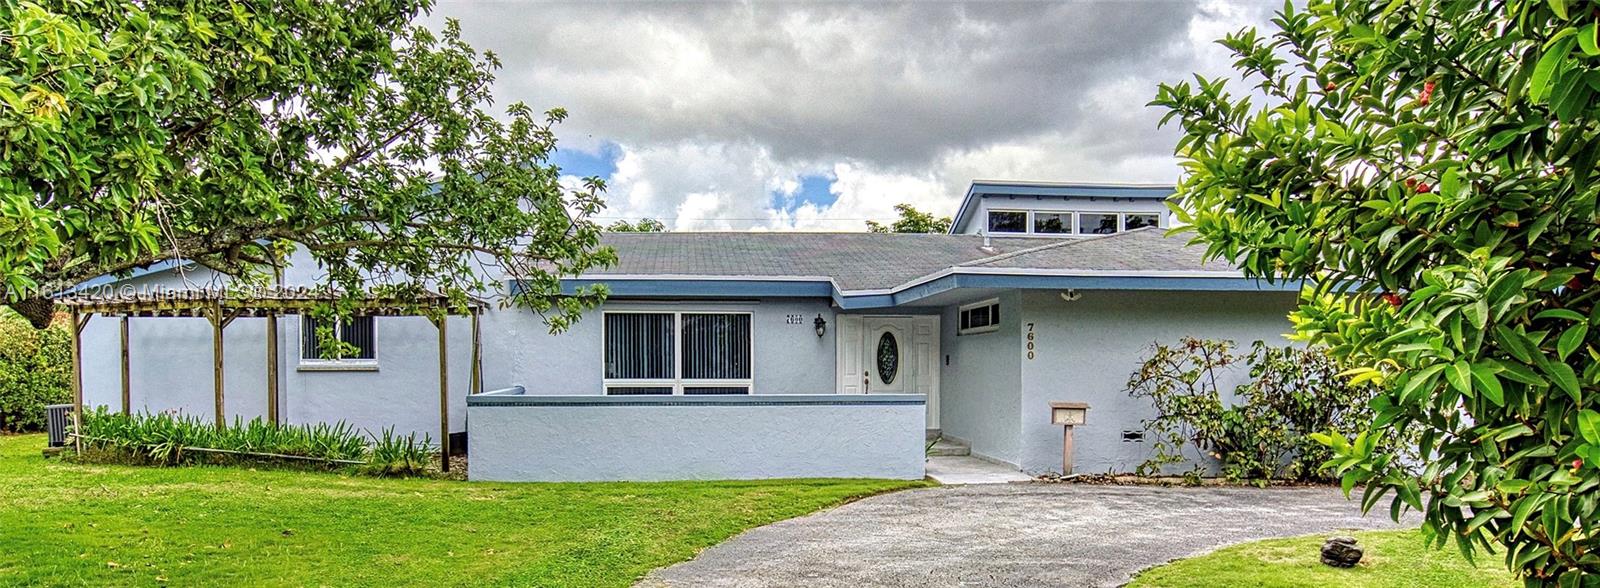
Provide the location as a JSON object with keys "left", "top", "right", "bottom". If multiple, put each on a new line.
{"left": 1049, "top": 402, "right": 1089, "bottom": 475}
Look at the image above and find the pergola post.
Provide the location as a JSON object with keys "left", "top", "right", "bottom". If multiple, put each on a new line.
{"left": 266, "top": 312, "right": 280, "bottom": 425}
{"left": 470, "top": 309, "right": 482, "bottom": 395}
{"left": 435, "top": 316, "right": 450, "bottom": 472}
{"left": 119, "top": 315, "right": 130, "bottom": 416}
{"left": 70, "top": 310, "right": 86, "bottom": 452}
{"left": 210, "top": 304, "right": 225, "bottom": 428}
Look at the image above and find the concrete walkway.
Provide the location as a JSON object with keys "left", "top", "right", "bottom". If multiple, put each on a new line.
{"left": 638, "top": 484, "right": 1413, "bottom": 588}
{"left": 924, "top": 456, "right": 1034, "bottom": 485}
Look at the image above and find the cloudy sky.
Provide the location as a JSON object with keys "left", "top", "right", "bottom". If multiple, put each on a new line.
{"left": 425, "top": 1, "right": 1276, "bottom": 231}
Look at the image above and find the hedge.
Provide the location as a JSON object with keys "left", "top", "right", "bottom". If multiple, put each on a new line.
{"left": 0, "top": 309, "right": 70, "bottom": 433}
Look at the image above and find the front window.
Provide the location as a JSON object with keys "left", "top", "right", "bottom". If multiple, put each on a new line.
{"left": 604, "top": 311, "right": 752, "bottom": 395}
{"left": 1078, "top": 213, "right": 1119, "bottom": 235}
{"left": 987, "top": 210, "right": 1028, "bottom": 233}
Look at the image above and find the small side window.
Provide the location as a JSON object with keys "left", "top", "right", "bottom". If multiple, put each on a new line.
{"left": 301, "top": 316, "right": 376, "bottom": 362}
{"left": 957, "top": 299, "right": 1002, "bottom": 335}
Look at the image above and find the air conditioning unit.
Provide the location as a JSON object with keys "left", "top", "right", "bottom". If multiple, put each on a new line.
{"left": 45, "top": 404, "right": 73, "bottom": 448}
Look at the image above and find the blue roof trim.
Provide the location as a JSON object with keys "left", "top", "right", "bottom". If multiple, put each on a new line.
{"left": 949, "top": 181, "right": 1175, "bottom": 234}
{"left": 559, "top": 278, "right": 835, "bottom": 299}
{"left": 534, "top": 272, "right": 1299, "bottom": 310}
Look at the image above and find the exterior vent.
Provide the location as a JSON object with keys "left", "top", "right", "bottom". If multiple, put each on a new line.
{"left": 1121, "top": 430, "right": 1145, "bottom": 443}
{"left": 45, "top": 404, "right": 73, "bottom": 448}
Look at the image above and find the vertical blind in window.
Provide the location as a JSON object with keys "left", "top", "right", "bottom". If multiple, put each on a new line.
{"left": 604, "top": 313, "right": 675, "bottom": 379}
{"left": 302, "top": 316, "right": 376, "bottom": 360}
{"left": 680, "top": 313, "right": 751, "bottom": 379}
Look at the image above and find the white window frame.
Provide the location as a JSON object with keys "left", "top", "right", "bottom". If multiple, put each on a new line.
{"left": 1076, "top": 211, "right": 1123, "bottom": 236}
{"left": 297, "top": 315, "right": 379, "bottom": 372}
{"left": 1031, "top": 211, "right": 1075, "bottom": 235}
{"left": 956, "top": 298, "right": 1002, "bottom": 336}
{"left": 985, "top": 209, "right": 1031, "bottom": 235}
{"left": 602, "top": 310, "right": 755, "bottom": 395}
{"left": 1121, "top": 212, "right": 1163, "bottom": 231}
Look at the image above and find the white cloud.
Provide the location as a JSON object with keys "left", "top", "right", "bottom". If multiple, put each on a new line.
{"left": 429, "top": 0, "right": 1281, "bottom": 231}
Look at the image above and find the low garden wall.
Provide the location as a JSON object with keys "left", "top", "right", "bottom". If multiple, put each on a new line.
{"left": 466, "top": 390, "right": 926, "bottom": 482}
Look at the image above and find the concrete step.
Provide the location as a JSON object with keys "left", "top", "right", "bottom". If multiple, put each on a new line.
{"left": 927, "top": 438, "right": 970, "bottom": 457}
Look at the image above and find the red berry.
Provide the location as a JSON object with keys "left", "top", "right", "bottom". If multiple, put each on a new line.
{"left": 1325, "top": 81, "right": 1337, "bottom": 91}
{"left": 1574, "top": 458, "right": 1584, "bottom": 471}
{"left": 1416, "top": 183, "right": 1431, "bottom": 193}
{"left": 1568, "top": 277, "right": 1584, "bottom": 290}
{"left": 1382, "top": 293, "right": 1403, "bottom": 308}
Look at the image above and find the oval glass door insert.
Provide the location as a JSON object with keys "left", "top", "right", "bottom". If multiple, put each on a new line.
{"left": 876, "top": 332, "right": 900, "bottom": 385}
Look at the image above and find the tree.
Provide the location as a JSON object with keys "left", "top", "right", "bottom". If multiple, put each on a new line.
{"left": 1153, "top": 0, "right": 1600, "bottom": 581}
{"left": 0, "top": 1, "right": 614, "bottom": 331}
{"left": 866, "top": 204, "right": 951, "bottom": 234}
{"left": 605, "top": 218, "right": 667, "bottom": 232}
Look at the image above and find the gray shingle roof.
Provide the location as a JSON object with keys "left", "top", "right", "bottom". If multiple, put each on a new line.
{"left": 589, "top": 228, "right": 1233, "bottom": 291}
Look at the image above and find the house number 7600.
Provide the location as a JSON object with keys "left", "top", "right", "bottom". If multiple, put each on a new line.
{"left": 1025, "top": 322, "right": 1035, "bottom": 360}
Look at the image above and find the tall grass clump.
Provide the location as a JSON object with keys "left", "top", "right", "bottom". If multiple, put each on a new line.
{"left": 76, "top": 408, "right": 433, "bottom": 476}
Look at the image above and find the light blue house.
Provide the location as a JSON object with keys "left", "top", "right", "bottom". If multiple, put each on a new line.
{"left": 75, "top": 181, "right": 1297, "bottom": 482}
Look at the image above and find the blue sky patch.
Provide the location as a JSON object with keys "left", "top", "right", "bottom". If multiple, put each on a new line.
{"left": 771, "top": 173, "right": 838, "bottom": 213}
{"left": 551, "top": 141, "right": 621, "bottom": 180}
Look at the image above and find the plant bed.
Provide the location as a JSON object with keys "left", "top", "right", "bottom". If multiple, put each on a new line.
{"left": 74, "top": 408, "right": 438, "bottom": 478}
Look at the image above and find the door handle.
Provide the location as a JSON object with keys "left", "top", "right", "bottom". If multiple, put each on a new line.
{"left": 863, "top": 370, "right": 870, "bottom": 394}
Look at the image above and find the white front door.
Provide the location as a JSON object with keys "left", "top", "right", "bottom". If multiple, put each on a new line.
{"left": 837, "top": 315, "right": 940, "bottom": 428}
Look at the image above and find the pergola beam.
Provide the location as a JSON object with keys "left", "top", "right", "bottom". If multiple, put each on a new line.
{"left": 266, "top": 313, "right": 280, "bottom": 425}
{"left": 435, "top": 316, "right": 450, "bottom": 473}
{"left": 69, "top": 311, "right": 86, "bottom": 451}
{"left": 119, "top": 316, "right": 130, "bottom": 416}
{"left": 210, "top": 303, "right": 226, "bottom": 428}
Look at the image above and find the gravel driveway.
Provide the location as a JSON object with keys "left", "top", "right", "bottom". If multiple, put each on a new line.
{"left": 638, "top": 483, "right": 1413, "bottom": 588}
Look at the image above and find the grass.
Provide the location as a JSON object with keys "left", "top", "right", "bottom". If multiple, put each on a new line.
{"left": 1128, "top": 528, "right": 1518, "bottom": 588}
{"left": 0, "top": 434, "right": 925, "bottom": 587}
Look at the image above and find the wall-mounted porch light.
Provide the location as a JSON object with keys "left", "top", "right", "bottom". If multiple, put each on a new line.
{"left": 814, "top": 314, "right": 827, "bottom": 338}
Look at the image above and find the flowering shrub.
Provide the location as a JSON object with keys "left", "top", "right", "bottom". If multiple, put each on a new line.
{"left": 1127, "top": 338, "right": 1385, "bottom": 484}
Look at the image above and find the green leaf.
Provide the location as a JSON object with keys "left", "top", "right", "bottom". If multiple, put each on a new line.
{"left": 1580, "top": 23, "right": 1600, "bottom": 56}
{"left": 1472, "top": 363, "right": 1506, "bottom": 406}
{"left": 1557, "top": 323, "right": 1588, "bottom": 361}
{"left": 1546, "top": 362, "right": 1582, "bottom": 403}
{"left": 1447, "top": 360, "right": 1474, "bottom": 397}
{"left": 1580, "top": 410, "right": 1600, "bottom": 445}
{"left": 1531, "top": 36, "right": 1577, "bottom": 103}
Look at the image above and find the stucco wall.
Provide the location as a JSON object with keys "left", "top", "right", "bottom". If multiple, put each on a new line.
{"left": 483, "top": 298, "right": 837, "bottom": 395}
{"left": 1015, "top": 289, "right": 1299, "bottom": 475}
{"left": 467, "top": 394, "right": 926, "bottom": 481}
{"left": 77, "top": 264, "right": 476, "bottom": 441}
{"left": 937, "top": 290, "right": 1022, "bottom": 465}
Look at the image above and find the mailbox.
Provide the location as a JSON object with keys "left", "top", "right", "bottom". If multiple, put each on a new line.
{"left": 1050, "top": 402, "right": 1089, "bottom": 426}
{"left": 1049, "top": 401, "right": 1090, "bottom": 475}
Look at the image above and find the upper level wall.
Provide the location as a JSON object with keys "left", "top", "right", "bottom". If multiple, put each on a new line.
{"left": 963, "top": 195, "right": 1170, "bottom": 236}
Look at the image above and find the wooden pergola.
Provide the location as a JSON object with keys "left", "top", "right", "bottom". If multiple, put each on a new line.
{"left": 56, "top": 288, "right": 485, "bottom": 472}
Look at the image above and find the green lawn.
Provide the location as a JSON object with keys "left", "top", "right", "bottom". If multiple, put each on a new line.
{"left": 1129, "top": 529, "right": 1518, "bottom": 588}
{"left": 0, "top": 434, "right": 924, "bottom": 587}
